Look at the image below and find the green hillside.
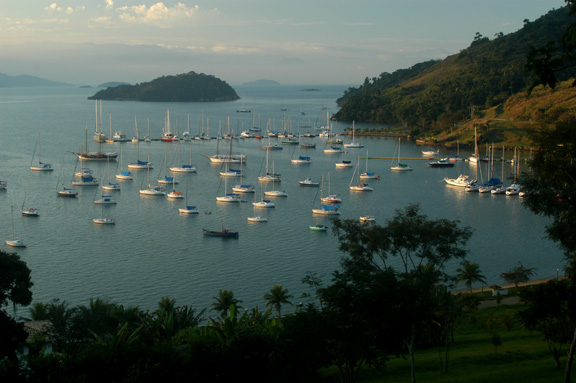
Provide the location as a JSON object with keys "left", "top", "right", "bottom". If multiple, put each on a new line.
{"left": 334, "top": 6, "right": 576, "bottom": 145}
{"left": 88, "top": 71, "right": 240, "bottom": 102}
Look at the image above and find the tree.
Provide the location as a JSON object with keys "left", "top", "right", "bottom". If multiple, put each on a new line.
{"left": 520, "top": 105, "right": 576, "bottom": 383}
{"left": 0, "top": 250, "right": 33, "bottom": 308}
{"left": 518, "top": 279, "right": 576, "bottom": 368}
{"left": 500, "top": 262, "right": 537, "bottom": 288}
{"left": 211, "top": 289, "right": 242, "bottom": 317}
{"left": 0, "top": 251, "right": 33, "bottom": 360}
{"left": 331, "top": 204, "right": 473, "bottom": 383}
{"left": 264, "top": 284, "right": 293, "bottom": 318}
{"left": 522, "top": 120, "right": 576, "bottom": 261}
{"left": 456, "top": 260, "right": 486, "bottom": 293}
{"left": 526, "top": 0, "right": 576, "bottom": 91}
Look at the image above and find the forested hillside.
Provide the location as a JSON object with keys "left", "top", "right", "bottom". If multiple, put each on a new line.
{"left": 334, "top": 6, "right": 576, "bottom": 140}
{"left": 88, "top": 71, "right": 240, "bottom": 102}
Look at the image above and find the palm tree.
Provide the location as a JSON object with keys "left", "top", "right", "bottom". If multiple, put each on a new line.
{"left": 264, "top": 284, "right": 293, "bottom": 318}
{"left": 211, "top": 289, "right": 242, "bottom": 317}
{"left": 456, "top": 260, "right": 486, "bottom": 293}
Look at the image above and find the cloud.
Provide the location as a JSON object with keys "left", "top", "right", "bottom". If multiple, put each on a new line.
{"left": 105, "top": 0, "right": 114, "bottom": 9}
{"left": 116, "top": 2, "right": 200, "bottom": 27}
{"left": 45, "top": 3, "right": 59, "bottom": 12}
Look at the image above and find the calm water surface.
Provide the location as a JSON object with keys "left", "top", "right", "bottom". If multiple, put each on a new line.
{"left": 0, "top": 85, "right": 564, "bottom": 313}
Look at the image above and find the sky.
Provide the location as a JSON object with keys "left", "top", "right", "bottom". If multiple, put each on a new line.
{"left": 0, "top": 0, "right": 567, "bottom": 86}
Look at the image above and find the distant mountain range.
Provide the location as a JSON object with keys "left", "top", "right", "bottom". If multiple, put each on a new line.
{"left": 242, "top": 79, "right": 281, "bottom": 87}
{"left": 0, "top": 73, "right": 73, "bottom": 87}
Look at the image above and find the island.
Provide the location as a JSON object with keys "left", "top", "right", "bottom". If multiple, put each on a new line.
{"left": 88, "top": 71, "right": 240, "bottom": 102}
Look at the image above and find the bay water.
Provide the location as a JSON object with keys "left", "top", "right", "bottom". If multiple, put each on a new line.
{"left": 0, "top": 85, "right": 564, "bottom": 314}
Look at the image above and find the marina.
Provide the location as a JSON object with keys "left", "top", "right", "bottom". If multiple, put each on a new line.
{"left": 0, "top": 85, "right": 564, "bottom": 314}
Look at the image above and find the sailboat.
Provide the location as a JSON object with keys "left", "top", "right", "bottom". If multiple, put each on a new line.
{"left": 263, "top": 161, "right": 287, "bottom": 197}
{"left": 75, "top": 117, "right": 118, "bottom": 161}
{"left": 56, "top": 160, "right": 78, "bottom": 197}
{"left": 449, "top": 140, "right": 463, "bottom": 161}
{"left": 102, "top": 158, "right": 121, "bottom": 191}
{"left": 216, "top": 172, "right": 242, "bottom": 203}
{"left": 167, "top": 176, "right": 184, "bottom": 199}
{"left": 232, "top": 157, "right": 255, "bottom": 193}
{"left": 390, "top": 138, "right": 413, "bottom": 171}
{"left": 170, "top": 142, "right": 196, "bottom": 173}
{"left": 128, "top": 118, "right": 153, "bottom": 169}
{"left": 158, "top": 153, "right": 179, "bottom": 184}
{"left": 359, "top": 151, "right": 379, "bottom": 179}
{"left": 21, "top": 185, "right": 39, "bottom": 217}
{"left": 179, "top": 181, "right": 199, "bottom": 214}
{"left": 320, "top": 173, "right": 342, "bottom": 203}
{"left": 478, "top": 144, "right": 502, "bottom": 193}
{"left": 93, "top": 203, "right": 115, "bottom": 225}
{"left": 491, "top": 147, "right": 508, "bottom": 195}
{"left": 6, "top": 206, "right": 26, "bottom": 247}
{"left": 93, "top": 100, "right": 107, "bottom": 143}
{"left": 161, "top": 109, "right": 175, "bottom": 142}
{"left": 219, "top": 139, "right": 242, "bottom": 177}
{"left": 94, "top": 190, "right": 117, "bottom": 205}
{"left": 29, "top": 133, "right": 54, "bottom": 171}
{"left": 116, "top": 144, "right": 133, "bottom": 180}
{"left": 252, "top": 184, "right": 275, "bottom": 208}
{"left": 349, "top": 159, "right": 374, "bottom": 191}
{"left": 71, "top": 156, "right": 99, "bottom": 186}
{"left": 291, "top": 153, "right": 312, "bottom": 164}
{"left": 139, "top": 156, "right": 166, "bottom": 196}
{"left": 258, "top": 150, "right": 281, "bottom": 183}
{"left": 468, "top": 127, "right": 480, "bottom": 163}
{"left": 343, "top": 121, "right": 363, "bottom": 148}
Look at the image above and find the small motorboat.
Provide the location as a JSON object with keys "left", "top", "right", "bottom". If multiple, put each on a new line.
{"left": 299, "top": 178, "right": 320, "bottom": 187}
{"left": 309, "top": 224, "right": 328, "bottom": 231}
{"left": 203, "top": 228, "right": 239, "bottom": 238}
{"left": 247, "top": 216, "right": 268, "bottom": 222}
{"left": 428, "top": 158, "right": 454, "bottom": 168}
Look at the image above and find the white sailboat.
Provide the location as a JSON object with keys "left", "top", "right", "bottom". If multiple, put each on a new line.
{"left": 232, "top": 157, "right": 255, "bottom": 193}
{"left": 161, "top": 109, "right": 175, "bottom": 142}
{"left": 6, "top": 206, "right": 26, "bottom": 247}
{"left": 359, "top": 151, "right": 379, "bottom": 179}
{"left": 56, "top": 160, "right": 78, "bottom": 197}
{"left": 6, "top": 207, "right": 26, "bottom": 247}
{"left": 115, "top": 144, "right": 134, "bottom": 180}
{"left": 71, "top": 157, "right": 99, "bottom": 186}
{"left": 102, "top": 158, "right": 120, "bottom": 191}
{"left": 167, "top": 177, "right": 184, "bottom": 199}
{"left": 21, "top": 185, "right": 39, "bottom": 217}
{"left": 179, "top": 181, "right": 199, "bottom": 214}
{"left": 139, "top": 156, "right": 166, "bottom": 196}
{"left": 158, "top": 153, "right": 179, "bottom": 185}
{"left": 390, "top": 138, "right": 413, "bottom": 171}
{"left": 170, "top": 141, "right": 196, "bottom": 173}
{"left": 253, "top": 185, "right": 275, "bottom": 208}
{"left": 93, "top": 203, "right": 115, "bottom": 225}
{"left": 216, "top": 167, "right": 242, "bottom": 202}
{"left": 128, "top": 118, "right": 153, "bottom": 169}
{"left": 343, "top": 121, "right": 363, "bottom": 148}
{"left": 258, "top": 150, "right": 281, "bottom": 183}
{"left": 29, "top": 133, "right": 53, "bottom": 171}
{"left": 320, "top": 173, "right": 342, "bottom": 203}
{"left": 349, "top": 159, "right": 374, "bottom": 192}
{"left": 263, "top": 167, "right": 287, "bottom": 197}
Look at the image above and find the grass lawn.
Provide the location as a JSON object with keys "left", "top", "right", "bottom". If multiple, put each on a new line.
{"left": 352, "top": 303, "right": 567, "bottom": 383}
